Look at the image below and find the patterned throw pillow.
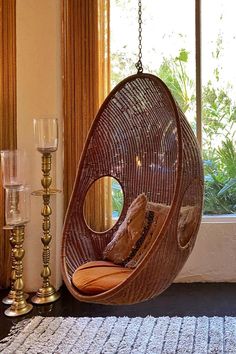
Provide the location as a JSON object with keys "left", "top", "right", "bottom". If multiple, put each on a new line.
{"left": 103, "top": 193, "right": 147, "bottom": 264}
{"left": 103, "top": 193, "right": 199, "bottom": 269}
{"left": 125, "top": 202, "right": 170, "bottom": 268}
{"left": 103, "top": 193, "right": 171, "bottom": 268}
{"left": 123, "top": 203, "right": 198, "bottom": 268}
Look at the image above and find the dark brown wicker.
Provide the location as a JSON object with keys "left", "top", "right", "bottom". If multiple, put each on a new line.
{"left": 61, "top": 73, "right": 204, "bottom": 305}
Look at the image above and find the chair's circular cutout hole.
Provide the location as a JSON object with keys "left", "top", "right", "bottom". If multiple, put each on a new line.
{"left": 177, "top": 179, "right": 203, "bottom": 249}
{"left": 83, "top": 176, "right": 124, "bottom": 233}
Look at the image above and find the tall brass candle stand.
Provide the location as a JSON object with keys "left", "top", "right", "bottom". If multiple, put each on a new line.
{"left": 0, "top": 150, "right": 29, "bottom": 306}
{"left": 5, "top": 224, "right": 33, "bottom": 317}
{"left": 31, "top": 117, "right": 60, "bottom": 304}
{"left": 4, "top": 185, "right": 32, "bottom": 317}
{"left": 2, "top": 242, "right": 29, "bottom": 305}
{"left": 31, "top": 153, "right": 60, "bottom": 304}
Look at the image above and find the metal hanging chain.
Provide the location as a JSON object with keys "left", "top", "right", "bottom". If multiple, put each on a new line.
{"left": 135, "top": 0, "right": 143, "bottom": 73}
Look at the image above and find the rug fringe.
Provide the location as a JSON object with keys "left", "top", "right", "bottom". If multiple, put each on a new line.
{"left": 0, "top": 317, "right": 32, "bottom": 346}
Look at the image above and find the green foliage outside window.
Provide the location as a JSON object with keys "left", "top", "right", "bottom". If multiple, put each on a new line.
{"left": 112, "top": 179, "right": 124, "bottom": 218}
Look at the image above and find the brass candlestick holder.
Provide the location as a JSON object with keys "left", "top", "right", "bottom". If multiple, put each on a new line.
{"left": 3, "top": 185, "right": 32, "bottom": 317}
{"left": 2, "top": 226, "right": 16, "bottom": 305}
{"left": 5, "top": 224, "right": 33, "bottom": 317}
{"left": 2, "top": 226, "right": 29, "bottom": 305}
{"left": 31, "top": 117, "right": 60, "bottom": 305}
{"left": 0, "top": 150, "right": 29, "bottom": 306}
{"left": 31, "top": 152, "right": 60, "bottom": 304}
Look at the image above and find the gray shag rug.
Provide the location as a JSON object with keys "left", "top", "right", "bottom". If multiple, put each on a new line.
{"left": 1, "top": 316, "right": 236, "bottom": 353}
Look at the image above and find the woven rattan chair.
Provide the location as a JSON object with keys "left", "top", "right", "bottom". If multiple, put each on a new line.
{"left": 61, "top": 73, "right": 204, "bottom": 305}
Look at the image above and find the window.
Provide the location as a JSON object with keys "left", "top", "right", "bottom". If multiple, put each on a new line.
{"left": 110, "top": 0, "right": 236, "bottom": 216}
{"left": 202, "top": 1, "right": 236, "bottom": 216}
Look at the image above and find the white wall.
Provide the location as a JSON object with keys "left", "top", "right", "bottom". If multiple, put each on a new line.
{"left": 16, "top": 0, "right": 63, "bottom": 292}
{"left": 176, "top": 219, "right": 236, "bottom": 282}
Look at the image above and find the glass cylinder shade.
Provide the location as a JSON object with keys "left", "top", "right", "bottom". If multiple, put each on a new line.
{"left": 33, "top": 118, "right": 58, "bottom": 153}
{"left": 0, "top": 150, "right": 26, "bottom": 188}
{"left": 5, "top": 186, "right": 30, "bottom": 226}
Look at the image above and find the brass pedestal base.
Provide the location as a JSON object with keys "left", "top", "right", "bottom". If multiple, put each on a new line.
{"left": 2, "top": 290, "right": 15, "bottom": 305}
{"left": 31, "top": 286, "right": 60, "bottom": 305}
{"left": 4, "top": 225, "right": 33, "bottom": 317}
{"left": 2, "top": 291, "right": 29, "bottom": 305}
{"left": 5, "top": 300, "right": 33, "bottom": 317}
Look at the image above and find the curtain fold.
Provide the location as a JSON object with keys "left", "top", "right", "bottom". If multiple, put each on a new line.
{"left": 0, "top": 0, "right": 17, "bottom": 288}
{"left": 63, "top": 0, "right": 112, "bottom": 231}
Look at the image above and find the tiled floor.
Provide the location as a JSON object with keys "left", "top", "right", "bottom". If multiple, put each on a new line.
{"left": 1, "top": 283, "right": 236, "bottom": 341}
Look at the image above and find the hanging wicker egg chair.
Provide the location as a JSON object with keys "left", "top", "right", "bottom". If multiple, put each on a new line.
{"left": 61, "top": 72, "right": 204, "bottom": 305}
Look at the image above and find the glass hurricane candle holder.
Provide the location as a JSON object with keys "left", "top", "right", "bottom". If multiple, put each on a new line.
{"left": 5, "top": 186, "right": 30, "bottom": 226}
{"left": 33, "top": 118, "right": 58, "bottom": 153}
{"left": 0, "top": 150, "right": 26, "bottom": 188}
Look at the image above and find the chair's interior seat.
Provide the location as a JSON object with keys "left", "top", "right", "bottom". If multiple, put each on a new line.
{"left": 72, "top": 261, "right": 133, "bottom": 295}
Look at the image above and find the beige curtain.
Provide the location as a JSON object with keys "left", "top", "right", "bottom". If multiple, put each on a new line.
{"left": 62, "top": 0, "right": 112, "bottom": 231}
{"left": 0, "top": 0, "right": 17, "bottom": 288}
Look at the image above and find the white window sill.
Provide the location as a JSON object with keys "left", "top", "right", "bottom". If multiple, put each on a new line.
{"left": 202, "top": 214, "right": 236, "bottom": 224}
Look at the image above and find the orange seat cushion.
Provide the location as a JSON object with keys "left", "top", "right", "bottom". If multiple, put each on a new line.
{"left": 72, "top": 261, "right": 133, "bottom": 295}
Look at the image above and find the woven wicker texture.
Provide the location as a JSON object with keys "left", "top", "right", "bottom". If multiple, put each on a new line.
{"left": 61, "top": 73, "right": 204, "bottom": 305}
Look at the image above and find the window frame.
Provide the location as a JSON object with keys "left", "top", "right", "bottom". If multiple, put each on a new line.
{"left": 110, "top": 0, "right": 235, "bottom": 222}
{"left": 196, "top": 0, "right": 236, "bottom": 222}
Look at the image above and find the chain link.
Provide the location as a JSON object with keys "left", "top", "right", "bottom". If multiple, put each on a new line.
{"left": 135, "top": 0, "right": 143, "bottom": 73}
